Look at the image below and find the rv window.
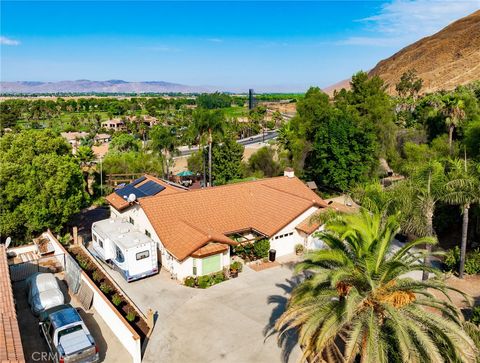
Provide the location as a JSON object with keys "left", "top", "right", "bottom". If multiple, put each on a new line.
{"left": 145, "top": 230, "right": 151, "bottom": 238}
{"left": 98, "top": 239, "right": 103, "bottom": 248}
{"left": 93, "top": 234, "right": 97, "bottom": 242}
{"left": 129, "top": 217, "right": 135, "bottom": 225}
{"left": 116, "top": 246, "right": 125, "bottom": 263}
{"left": 136, "top": 250, "right": 150, "bottom": 260}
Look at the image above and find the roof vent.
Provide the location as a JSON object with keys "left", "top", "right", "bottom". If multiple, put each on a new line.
{"left": 284, "top": 167, "right": 294, "bottom": 178}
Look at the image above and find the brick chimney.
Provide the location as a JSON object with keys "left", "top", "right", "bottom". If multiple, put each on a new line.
{"left": 284, "top": 167, "right": 294, "bottom": 178}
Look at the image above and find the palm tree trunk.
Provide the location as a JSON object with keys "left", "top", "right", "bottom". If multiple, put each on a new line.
{"left": 459, "top": 204, "right": 469, "bottom": 278}
{"left": 208, "top": 129, "right": 212, "bottom": 187}
{"left": 422, "top": 209, "right": 434, "bottom": 281}
{"left": 449, "top": 125, "right": 454, "bottom": 155}
{"left": 164, "top": 148, "right": 169, "bottom": 180}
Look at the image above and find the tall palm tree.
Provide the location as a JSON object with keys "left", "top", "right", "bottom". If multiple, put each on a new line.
{"left": 392, "top": 161, "right": 447, "bottom": 280}
{"left": 149, "top": 125, "right": 178, "bottom": 179}
{"left": 191, "top": 109, "right": 225, "bottom": 187}
{"left": 442, "top": 94, "right": 466, "bottom": 155}
{"left": 275, "top": 209, "right": 478, "bottom": 363}
{"left": 444, "top": 159, "right": 480, "bottom": 278}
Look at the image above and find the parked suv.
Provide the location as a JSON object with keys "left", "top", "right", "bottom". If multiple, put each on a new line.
{"left": 39, "top": 304, "right": 100, "bottom": 363}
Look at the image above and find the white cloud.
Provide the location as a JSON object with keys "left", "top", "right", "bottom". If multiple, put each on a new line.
{"left": 0, "top": 36, "right": 20, "bottom": 46}
{"left": 207, "top": 38, "right": 223, "bottom": 43}
{"left": 338, "top": 0, "right": 480, "bottom": 47}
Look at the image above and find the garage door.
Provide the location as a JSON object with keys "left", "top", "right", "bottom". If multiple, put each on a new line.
{"left": 202, "top": 254, "right": 221, "bottom": 275}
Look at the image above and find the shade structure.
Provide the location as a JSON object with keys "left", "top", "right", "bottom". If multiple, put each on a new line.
{"left": 177, "top": 170, "right": 194, "bottom": 177}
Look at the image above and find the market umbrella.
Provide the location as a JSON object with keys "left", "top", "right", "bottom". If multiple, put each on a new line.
{"left": 177, "top": 170, "right": 194, "bottom": 177}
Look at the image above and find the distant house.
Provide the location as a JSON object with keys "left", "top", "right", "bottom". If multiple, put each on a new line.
{"left": 61, "top": 131, "right": 89, "bottom": 153}
{"left": 104, "top": 170, "right": 332, "bottom": 280}
{"left": 102, "top": 118, "right": 126, "bottom": 131}
{"left": 93, "top": 133, "right": 111, "bottom": 144}
{"left": 126, "top": 115, "right": 159, "bottom": 128}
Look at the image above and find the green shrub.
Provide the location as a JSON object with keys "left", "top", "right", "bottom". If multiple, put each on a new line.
{"left": 212, "top": 272, "right": 225, "bottom": 284}
{"left": 230, "top": 261, "right": 243, "bottom": 272}
{"left": 111, "top": 293, "right": 122, "bottom": 306}
{"left": 295, "top": 244, "right": 304, "bottom": 255}
{"left": 184, "top": 276, "right": 196, "bottom": 287}
{"left": 465, "top": 249, "right": 480, "bottom": 275}
{"left": 197, "top": 275, "right": 211, "bottom": 289}
{"left": 471, "top": 306, "right": 480, "bottom": 325}
{"left": 59, "top": 233, "right": 72, "bottom": 246}
{"left": 92, "top": 270, "right": 103, "bottom": 282}
{"left": 444, "top": 246, "right": 460, "bottom": 271}
{"left": 100, "top": 282, "right": 113, "bottom": 294}
{"left": 254, "top": 239, "right": 270, "bottom": 259}
{"left": 126, "top": 308, "right": 136, "bottom": 322}
{"left": 444, "top": 247, "right": 480, "bottom": 275}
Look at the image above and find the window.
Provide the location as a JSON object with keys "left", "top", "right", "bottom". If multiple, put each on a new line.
{"left": 115, "top": 246, "right": 125, "bottom": 263}
{"left": 98, "top": 238, "right": 103, "bottom": 248}
{"left": 93, "top": 234, "right": 97, "bottom": 242}
{"left": 145, "top": 230, "right": 151, "bottom": 238}
{"left": 136, "top": 250, "right": 150, "bottom": 260}
{"left": 288, "top": 232, "right": 293, "bottom": 236}
{"left": 129, "top": 217, "right": 135, "bottom": 225}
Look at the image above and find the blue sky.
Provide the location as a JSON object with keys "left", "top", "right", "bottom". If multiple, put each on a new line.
{"left": 1, "top": 1, "right": 479, "bottom": 91}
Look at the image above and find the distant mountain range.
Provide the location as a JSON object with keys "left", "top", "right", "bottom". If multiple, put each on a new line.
{"left": 0, "top": 79, "right": 215, "bottom": 94}
{"left": 325, "top": 9, "right": 480, "bottom": 95}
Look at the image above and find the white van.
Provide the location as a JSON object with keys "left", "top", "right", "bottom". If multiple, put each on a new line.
{"left": 91, "top": 219, "right": 158, "bottom": 282}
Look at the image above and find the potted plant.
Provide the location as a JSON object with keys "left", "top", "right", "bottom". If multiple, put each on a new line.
{"left": 295, "top": 243, "right": 305, "bottom": 255}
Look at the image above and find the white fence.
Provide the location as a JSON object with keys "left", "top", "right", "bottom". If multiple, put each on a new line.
{"left": 43, "top": 231, "right": 142, "bottom": 363}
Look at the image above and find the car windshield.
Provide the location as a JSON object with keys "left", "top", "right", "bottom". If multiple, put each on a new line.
{"left": 58, "top": 324, "right": 83, "bottom": 339}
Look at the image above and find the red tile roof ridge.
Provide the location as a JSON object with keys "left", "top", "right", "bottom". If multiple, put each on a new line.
{"left": 260, "top": 182, "right": 328, "bottom": 207}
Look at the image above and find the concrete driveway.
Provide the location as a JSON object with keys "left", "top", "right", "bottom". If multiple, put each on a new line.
{"left": 101, "top": 263, "right": 301, "bottom": 363}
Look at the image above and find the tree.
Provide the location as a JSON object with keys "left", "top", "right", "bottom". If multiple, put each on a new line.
{"left": 0, "top": 101, "right": 21, "bottom": 129}
{"left": 0, "top": 130, "right": 88, "bottom": 241}
{"left": 274, "top": 209, "right": 478, "bottom": 362}
{"left": 110, "top": 133, "right": 140, "bottom": 152}
{"left": 247, "top": 146, "right": 281, "bottom": 177}
{"left": 305, "top": 108, "right": 378, "bottom": 191}
{"left": 191, "top": 109, "right": 225, "bottom": 186}
{"left": 197, "top": 92, "right": 231, "bottom": 109}
{"left": 211, "top": 136, "right": 244, "bottom": 185}
{"left": 149, "top": 125, "right": 178, "bottom": 179}
{"left": 187, "top": 150, "right": 205, "bottom": 176}
{"left": 396, "top": 69, "right": 423, "bottom": 99}
{"left": 442, "top": 94, "right": 466, "bottom": 155}
{"left": 392, "top": 161, "right": 447, "bottom": 280}
{"left": 444, "top": 159, "right": 480, "bottom": 278}
{"left": 76, "top": 145, "right": 95, "bottom": 164}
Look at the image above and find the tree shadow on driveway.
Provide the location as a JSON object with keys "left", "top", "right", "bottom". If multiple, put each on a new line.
{"left": 263, "top": 274, "right": 302, "bottom": 363}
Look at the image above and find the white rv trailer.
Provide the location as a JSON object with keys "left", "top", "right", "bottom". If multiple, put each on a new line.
{"left": 91, "top": 219, "right": 158, "bottom": 282}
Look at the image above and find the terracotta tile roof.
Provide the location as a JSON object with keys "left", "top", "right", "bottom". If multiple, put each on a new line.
{"left": 140, "top": 176, "right": 328, "bottom": 261}
{"left": 0, "top": 246, "right": 25, "bottom": 363}
{"left": 92, "top": 143, "right": 109, "bottom": 159}
{"left": 191, "top": 243, "right": 229, "bottom": 258}
{"left": 106, "top": 174, "right": 186, "bottom": 211}
{"left": 296, "top": 201, "right": 359, "bottom": 234}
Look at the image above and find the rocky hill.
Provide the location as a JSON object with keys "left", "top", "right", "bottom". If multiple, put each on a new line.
{"left": 0, "top": 79, "right": 214, "bottom": 94}
{"left": 326, "top": 10, "right": 480, "bottom": 95}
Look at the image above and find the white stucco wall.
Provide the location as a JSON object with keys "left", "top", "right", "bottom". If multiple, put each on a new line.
{"left": 269, "top": 206, "right": 320, "bottom": 257}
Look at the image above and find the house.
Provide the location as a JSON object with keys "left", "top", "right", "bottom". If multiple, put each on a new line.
{"left": 104, "top": 171, "right": 331, "bottom": 280}
{"left": 0, "top": 245, "right": 25, "bottom": 363}
{"left": 93, "top": 133, "right": 111, "bottom": 144}
{"left": 102, "top": 118, "right": 126, "bottom": 131}
{"left": 61, "top": 131, "right": 89, "bottom": 153}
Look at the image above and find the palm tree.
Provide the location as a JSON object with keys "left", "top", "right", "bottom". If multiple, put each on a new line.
{"left": 149, "top": 125, "right": 178, "bottom": 179}
{"left": 275, "top": 209, "right": 478, "bottom": 363}
{"left": 442, "top": 94, "right": 466, "bottom": 155}
{"left": 191, "top": 109, "right": 225, "bottom": 187}
{"left": 444, "top": 159, "right": 480, "bottom": 278}
{"left": 392, "top": 161, "right": 447, "bottom": 280}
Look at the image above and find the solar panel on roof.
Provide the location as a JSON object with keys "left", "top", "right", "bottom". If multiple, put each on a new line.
{"left": 136, "top": 180, "right": 165, "bottom": 196}
{"left": 130, "top": 175, "right": 147, "bottom": 186}
{"left": 115, "top": 184, "right": 147, "bottom": 199}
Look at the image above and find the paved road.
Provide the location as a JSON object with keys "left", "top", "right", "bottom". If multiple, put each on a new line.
{"left": 177, "top": 130, "right": 278, "bottom": 156}
{"left": 101, "top": 262, "right": 301, "bottom": 363}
